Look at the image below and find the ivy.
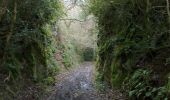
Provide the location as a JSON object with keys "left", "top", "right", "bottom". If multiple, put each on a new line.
{"left": 0, "top": 0, "right": 63, "bottom": 81}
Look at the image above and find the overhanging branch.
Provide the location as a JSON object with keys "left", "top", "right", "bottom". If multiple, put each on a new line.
{"left": 59, "top": 18, "right": 85, "bottom": 22}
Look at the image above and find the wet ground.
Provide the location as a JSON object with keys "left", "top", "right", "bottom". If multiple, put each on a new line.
{"left": 47, "top": 62, "right": 126, "bottom": 100}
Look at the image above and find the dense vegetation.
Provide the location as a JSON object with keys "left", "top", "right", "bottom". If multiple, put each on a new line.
{"left": 89, "top": 0, "right": 170, "bottom": 99}
{"left": 0, "top": 0, "right": 96, "bottom": 99}
{"left": 0, "top": 0, "right": 63, "bottom": 98}
{"left": 2, "top": 0, "right": 170, "bottom": 99}
{"left": 57, "top": 2, "right": 97, "bottom": 67}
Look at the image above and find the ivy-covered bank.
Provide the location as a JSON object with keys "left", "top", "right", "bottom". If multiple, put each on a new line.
{"left": 0, "top": 0, "right": 63, "bottom": 99}
{"left": 90, "top": 0, "right": 170, "bottom": 99}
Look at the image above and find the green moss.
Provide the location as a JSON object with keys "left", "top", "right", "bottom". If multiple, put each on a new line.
{"left": 90, "top": 0, "right": 170, "bottom": 99}
{"left": 0, "top": 0, "right": 63, "bottom": 98}
{"left": 0, "top": 0, "right": 63, "bottom": 81}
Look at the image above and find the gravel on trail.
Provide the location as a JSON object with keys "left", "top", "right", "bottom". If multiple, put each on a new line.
{"left": 47, "top": 62, "right": 126, "bottom": 100}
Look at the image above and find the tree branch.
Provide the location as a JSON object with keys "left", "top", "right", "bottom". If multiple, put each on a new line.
{"left": 59, "top": 18, "right": 85, "bottom": 22}
{"left": 0, "top": 0, "right": 8, "bottom": 22}
{"left": 166, "top": 0, "right": 170, "bottom": 23}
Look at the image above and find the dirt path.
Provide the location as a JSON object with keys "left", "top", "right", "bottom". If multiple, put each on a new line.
{"left": 47, "top": 62, "right": 126, "bottom": 100}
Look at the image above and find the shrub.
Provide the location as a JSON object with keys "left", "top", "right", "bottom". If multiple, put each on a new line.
{"left": 124, "top": 69, "right": 168, "bottom": 99}
{"left": 0, "top": 0, "right": 63, "bottom": 81}
{"left": 89, "top": 0, "right": 170, "bottom": 98}
{"left": 83, "top": 47, "right": 95, "bottom": 61}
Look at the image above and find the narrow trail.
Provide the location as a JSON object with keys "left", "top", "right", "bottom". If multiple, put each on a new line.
{"left": 47, "top": 62, "right": 125, "bottom": 100}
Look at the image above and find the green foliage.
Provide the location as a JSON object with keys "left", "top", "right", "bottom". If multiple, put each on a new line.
{"left": 0, "top": 0, "right": 63, "bottom": 81}
{"left": 83, "top": 47, "right": 95, "bottom": 61}
{"left": 95, "top": 72, "right": 108, "bottom": 91}
{"left": 89, "top": 0, "right": 170, "bottom": 98}
{"left": 62, "top": 51, "right": 73, "bottom": 68}
{"left": 125, "top": 69, "right": 168, "bottom": 99}
{"left": 62, "top": 42, "right": 75, "bottom": 68}
{"left": 43, "top": 76, "right": 55, "bottom": 85}
{"left": 59, "top": 40, "right": 82, "bottom": 68}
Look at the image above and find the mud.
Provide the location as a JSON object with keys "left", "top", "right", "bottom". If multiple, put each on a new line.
{"left": 47, "top": 62, "right": 126, "bottom": 100}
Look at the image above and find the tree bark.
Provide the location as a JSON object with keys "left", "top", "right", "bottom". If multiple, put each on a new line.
{"left": 0, "top": 0, "right": 8, "bottom": 22}
{"left": 6, "top": 0, "right": 17, "bottom": 44}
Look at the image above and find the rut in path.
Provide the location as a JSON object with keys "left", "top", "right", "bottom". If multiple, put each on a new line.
{"left": 47, "top": 62, "right": 125, "bottom": 100}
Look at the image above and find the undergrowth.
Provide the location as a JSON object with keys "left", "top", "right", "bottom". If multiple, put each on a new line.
{"left": 0, "top": 0, "right": 63, "bottom": 99}
{"left": 124, "top": 69, "right": 168, "bottom": 100}
{"left": 89, "top": 0, "right": 170, "bottom": 99}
